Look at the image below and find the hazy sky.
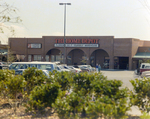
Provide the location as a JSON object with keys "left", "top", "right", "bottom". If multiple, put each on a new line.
{"left": 1, "top": 0, "right": 150, "bottom": 44}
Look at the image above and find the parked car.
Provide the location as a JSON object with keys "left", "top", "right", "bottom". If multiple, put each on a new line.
{"left": 0, "top": 62, "right": 9, "bottom": 69}
{"left": 139, "top": 63, "right": 150, "bottom": 74}
{"left": 141, "top": 71, "right": 150, "bottom": 78}
{"left": 56, "top": 65, "right": 70, "bottom": 72}
{"left": 15, "top": 69, "right": 50, "bottom": 78}
{"left": 67, "top": 66, "right": 82, "bottom": 73}
{"left": 78, "top": 65, "right": 91, "bottom": 72}
{"left": 9, "top": 61, "right": 57, "bottom": 72}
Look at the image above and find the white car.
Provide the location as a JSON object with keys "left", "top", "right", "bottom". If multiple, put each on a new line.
{"left": 56, "top": 65, "right": 70, "bottom": 72}
{"left": 141, "top": 71, "right": 150, "bottom": 78}
{"left": 15, "top": 69, "right": 50, "bottom": 78}
{"left": 67, "top": 66, "right": 82, "bottom": 73}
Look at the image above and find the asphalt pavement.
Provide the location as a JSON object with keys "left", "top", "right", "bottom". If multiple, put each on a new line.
{"left": 100, "top": 70, "right": 142, "bottom": 116}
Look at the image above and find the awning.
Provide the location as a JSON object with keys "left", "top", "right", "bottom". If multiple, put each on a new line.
{"left": 133, "top": 52, "right": 150, "bottom": 58}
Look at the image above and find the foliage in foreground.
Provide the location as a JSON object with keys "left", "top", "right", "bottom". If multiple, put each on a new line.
{"left": 53, "top": 72, "right": 131, "bottom": 119}
{"left": 130, "top": 78, "right": 150, "bottom": 113}
{"left": 0, "top": 69, "right": 133, "bottom": 118}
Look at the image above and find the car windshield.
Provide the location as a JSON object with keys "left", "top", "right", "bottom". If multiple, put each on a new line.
{"left": 79, "top": 66, "right": 86, "bottom": 68}
{"left": 64, "top": 66, "right": 69, "bottom": 69}
{"left": 57, "top": 66, "right": 63, "bottom": 69}
{"left": 59, "top": 65, "right": 65, "bottom": 69}
{"left": 37, "top": 64, "right": 52, "bottom": 70}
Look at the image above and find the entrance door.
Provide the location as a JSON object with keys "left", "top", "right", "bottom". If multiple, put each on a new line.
{"left": 119, "top": 57, "right": 129, "bottom": 69}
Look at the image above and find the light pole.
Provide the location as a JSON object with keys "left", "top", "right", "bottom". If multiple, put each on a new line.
{"left": 59, "top": 3, "right": 71, "bottom": 64}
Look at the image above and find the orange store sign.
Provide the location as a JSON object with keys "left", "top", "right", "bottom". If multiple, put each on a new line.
{"left": 55, "top": 39, "right": 99, "bottom": 47}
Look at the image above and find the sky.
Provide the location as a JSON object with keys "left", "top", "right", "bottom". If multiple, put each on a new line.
{"left": 1, "top": 0, "right": 150, "bottom": 44}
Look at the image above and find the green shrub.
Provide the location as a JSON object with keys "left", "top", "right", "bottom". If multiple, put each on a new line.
{"left": 130, "top": 78, "right": 150, "bottom": 113}
{"left": 53, "top": 91, "right": 89, "bottom": 119}
{"left": 140, "top": 112, "right": 150, "bottom": 119}
{"left": 53, "top": 72, "right": 130, "bottom": 119}
{"left": 0, "top": 70, "right": 15, "bottom": 99}
{"left": 22, "top": 67, "right": 47, "bottom": 95}
{"left": 0, "top": 69, "right": 132, "bottom": 118}
{"left": 51, "top": 71, "right": 73, "bottom": 91}
{"left": 89, "top": 79, "right": 130, "bottom": 119}
{"left": 26, "top": 83, "right": 60, "bottom": 113}
{"left": 73, "top": 72, "right": 94, "bottom": 95}
{"left": 6, "top": 75, "right": 26, "bottom": 99}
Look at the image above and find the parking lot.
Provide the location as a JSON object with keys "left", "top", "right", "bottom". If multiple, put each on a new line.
{"left": 101, "top": 70, "right": 142, "bottom": 116}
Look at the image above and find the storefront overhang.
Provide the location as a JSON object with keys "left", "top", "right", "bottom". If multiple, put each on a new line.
{"left": 133, "top": 52, "right": 150, "bottom": 59}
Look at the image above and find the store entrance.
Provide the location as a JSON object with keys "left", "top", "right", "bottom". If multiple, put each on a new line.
{"left": 119, "top": 57, "right": 129, "bottom": 69}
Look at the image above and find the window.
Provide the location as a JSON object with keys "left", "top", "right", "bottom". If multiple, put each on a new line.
{"left": 31, "top": 64, "right": 37, "bottom": 68}
{"left": 28, "top": 55, "right": 31, "bottom": 61}
{"left": 10, "top": 64, "right": 19, "bottom": 70}
{"left": 145, "top": 66, "right": 150, "bottom": 69}
{"left": 37, "top": 64, "right": 52, "bottom": 70}
{"left": 25, "top": 64, "right": 31, "bottom": 69}
{"left": 142, "top": 65, "right": 145, "bottom": 68}
{"left": 20, "top": 64, "right": 24, "bottom": 69}
{"left": 34, "top": 55, "right": 41, "bottom": 61}
{"left": 56, "top": 55, "right": 60, "bottom": 61}
{"left": 45, "top": 55, "right": 49, "bottom": 61}
{"left": 51, "top": 55, "right": 55, "bottom": 62}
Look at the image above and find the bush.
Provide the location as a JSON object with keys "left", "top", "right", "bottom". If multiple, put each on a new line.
{"left": 26, "top": 83, "right": 60, "bottom": 113}
{"left": 6, "top": 75, "right": 26, "bottom": 99}
{"left": 22, "top": 67, "right": 47, "bottom": 95}
{"left": 0, "top": 70, "right": 15, "bottom": 99}
{"left": 53, "top": 72, "right": 130, "bottom": 119}
{"left": 88, "top": 79, "right": 130, "bottom": 119}
{"left": 0, "top": 69, "right": 132, "bottom": 118}
{"left": 53, "top": 91, "right": 89, "bottom": 119}
{"left": 130, "top": 78, "right": 150, "bottom": 113}
{"left": 51, "top": 71, "right": 73, "bottom": 91}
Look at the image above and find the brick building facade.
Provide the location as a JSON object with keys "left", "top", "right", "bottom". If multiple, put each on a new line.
{"left": 9, "top": 36, "right": 150, "bottom": 70}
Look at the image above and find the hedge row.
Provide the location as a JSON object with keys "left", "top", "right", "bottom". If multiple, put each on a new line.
{"left": 0, "top": 67, "right": 149, "bottom": 118}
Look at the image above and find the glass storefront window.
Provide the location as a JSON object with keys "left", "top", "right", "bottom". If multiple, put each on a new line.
{"left": 45, "top": 55, "right": 49, "bottom": 61}
{"left": 104, "top": 57, "right": 109, "bottom": 69}
{"left": 51, "top": 55, "right": 55, "bottom": 62}
{"left": 67, "top": 56, "right": 71, "bottom": 64}
{"left": 28, "top": 55, "right": 31, "bottom": 62}
{"left": 34, "top": 55, "right": 41, "bottom": 61}
{"left": 56, "top": 55, "right": 60, "bottom": 61}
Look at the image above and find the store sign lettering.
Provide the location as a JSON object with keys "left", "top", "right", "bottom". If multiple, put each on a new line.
{"left": 28, "top": 44, "right": 42, "bottom": 48}
{"left": 55, "top": 39, "right": 99, "bottom": 44}
{"left": 55, "top": 39, "right": 99, "bottom": 47}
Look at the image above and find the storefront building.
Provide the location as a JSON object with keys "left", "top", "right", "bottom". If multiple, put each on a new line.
{"left": 9, "top": 36, "right": 150, "bottom": 70}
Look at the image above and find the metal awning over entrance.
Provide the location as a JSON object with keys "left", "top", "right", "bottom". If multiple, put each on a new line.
{"left": 133, "top": 52, "right": 150, "bottom": 59}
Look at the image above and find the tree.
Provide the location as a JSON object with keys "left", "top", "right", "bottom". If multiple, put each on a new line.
{"left": 7, "top": 46, "right": 17, "bottom": 63}
{"left": 0, "top": 0, "right": 22, "bottom": 42}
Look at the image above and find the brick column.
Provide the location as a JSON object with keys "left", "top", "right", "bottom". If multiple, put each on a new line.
{"left": 129, "top": 57, "right": 132, "bottom": 70}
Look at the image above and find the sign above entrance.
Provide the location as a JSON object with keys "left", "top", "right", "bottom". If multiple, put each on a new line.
{"left": 54, "top": 44, "right": 99, "bottom": 47}
{"left": 54, "top": 39, "right": 99, "bottom": 47}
